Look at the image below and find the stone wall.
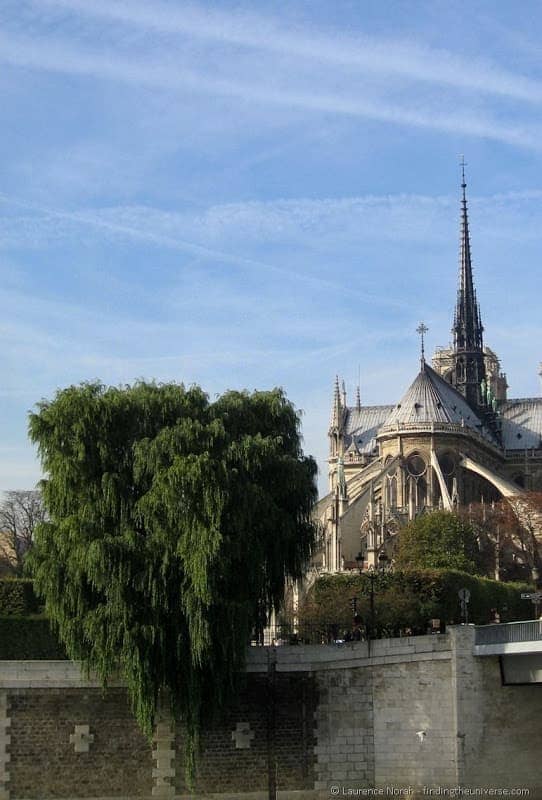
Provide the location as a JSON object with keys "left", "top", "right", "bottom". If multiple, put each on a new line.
{"left": 453, "top": 626, "right": 542, "bottom": 793}
{"left": 0, "top": 629, "right": 541, "bottom": 798}
{"left": 7, "top": 689, "right": 151, "bottom": 799}
{"left": 173, "top": 673, "right": 317, "bottom": 797}
{"left": 0, "top": 662, "right": 318, "bottom": 800}
{"left": 308, "top": 633, "right": 455, "bottom": 794}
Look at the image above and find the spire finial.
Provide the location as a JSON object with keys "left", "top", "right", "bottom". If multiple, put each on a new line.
{"left": 416, "top": 322, "right": 428, "bottom": 368}
{"left": 356, "top": 365, "right": 361, "bottom": 411}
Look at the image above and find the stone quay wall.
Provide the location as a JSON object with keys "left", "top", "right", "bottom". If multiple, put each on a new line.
{"left": 0, "top": 627, "right": 541, "bottom": 799}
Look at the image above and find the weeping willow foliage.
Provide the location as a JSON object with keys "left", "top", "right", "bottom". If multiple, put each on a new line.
{"left": 28, "top": 381, "right": 317, "bottom": 777}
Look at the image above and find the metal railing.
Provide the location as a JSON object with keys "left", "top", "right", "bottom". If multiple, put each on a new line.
{"left": 474, "top": 620, "right": 542, "bottom": 646}
{"left": 250, "top": 624, "right": 362, "bottom": 647}
{"left": 249, "top": 622, "right": 439, "bottom": 647}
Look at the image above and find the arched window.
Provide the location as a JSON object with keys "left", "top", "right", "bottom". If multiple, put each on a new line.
{"left": 406, "top": 453, "right": 427, "bottom": 517}
{"left": 386, "top": 472, "right": 398, "bottom": 508}
{"left": 438, "top": 451, "right": 457, "bottom": 495}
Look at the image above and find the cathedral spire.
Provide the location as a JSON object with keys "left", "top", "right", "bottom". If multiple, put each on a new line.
{"left": 454, "top": 157, "right": 483, "bottom": 354}
{"left": 452, "top": 159, "right": 486, "bottom": 410}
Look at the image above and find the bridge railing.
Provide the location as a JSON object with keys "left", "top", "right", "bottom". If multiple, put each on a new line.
{"left": 474, "top": 620, "right": 542, "bottom": 646}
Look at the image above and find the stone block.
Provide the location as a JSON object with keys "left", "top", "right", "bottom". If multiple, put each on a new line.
{"left": 152, "top": 767, "right": 175, "bottom": 778}
{"left": 152, "top": 749, "right": 175, "bottom": 760}
{"left": 151, "top": 785, "right": 175, "bottom": 798}
{"left": 154, "top": 722, "right": 173, "bottom": 737}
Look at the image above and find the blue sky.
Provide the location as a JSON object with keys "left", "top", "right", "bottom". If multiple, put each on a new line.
{"left": 2, "top": 0, "right": 542, "bottom": 495}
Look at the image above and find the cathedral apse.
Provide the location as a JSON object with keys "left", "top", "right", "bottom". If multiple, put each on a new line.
{"left": 316, "top": 168, "right": 542, "bottom": 573}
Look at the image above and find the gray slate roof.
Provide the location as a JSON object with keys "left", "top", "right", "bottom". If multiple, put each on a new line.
{"left": 344, "top": 405, "right": 394, "bottom": 454}
{"left": 501, "top": 399, "right": 542, "bottom": 450}
{"left": 340, "top": 366, "right": 542, "bottom": 454}
{"left": 382, "top": 363, "right": 488, "bottom": 433}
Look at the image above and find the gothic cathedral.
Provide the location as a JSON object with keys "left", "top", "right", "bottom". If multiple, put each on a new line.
{"left": 317, "top": 170, "right": 542, "bottom": 574}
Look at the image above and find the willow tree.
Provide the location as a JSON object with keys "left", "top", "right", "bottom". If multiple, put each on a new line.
{"left": 28, "top": 381, "right": 317, "bottom": 772}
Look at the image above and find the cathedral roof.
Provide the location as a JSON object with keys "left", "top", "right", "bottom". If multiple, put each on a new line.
{"left": 381, "top": 361, "right": 496, "bottom": 442}
{"left": 344, "top": 405, "right": 394, "bottom": 454}
{"left": 500, "top": 398, "right": 542, "bottom": 450}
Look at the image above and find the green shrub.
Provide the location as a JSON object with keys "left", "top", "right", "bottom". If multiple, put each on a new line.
{"left": 299, "top": 569, "right": 533, "bottom": 637}
{"left": 0, "top": 616, "right": 67, "bottom": 659}
{"left": 0, "top": 579, "right": 41, "bottom": 615}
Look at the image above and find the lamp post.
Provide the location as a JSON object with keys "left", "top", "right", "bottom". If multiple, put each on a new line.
{"left": 355, "top": 550, "right": 389, "bottom": 647}
{"left": 532, "top": 566, "right": 540, "bottom": 618}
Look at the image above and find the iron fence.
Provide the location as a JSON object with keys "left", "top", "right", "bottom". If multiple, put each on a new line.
{"left": 249, "top": 623, "right": 366, "bottom": 646}
{"left": 249, "top": 621, "right": 440, "bottom": 646}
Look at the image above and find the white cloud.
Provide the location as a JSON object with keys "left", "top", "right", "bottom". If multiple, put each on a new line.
{"left": 34, "top": 0, "right": 542, "bottom": 105}
{"left": 0, "top": 19, "right": 541, "bottom": 150}
{"left": 4, "top": 188, "right": 542, "bottom": 254}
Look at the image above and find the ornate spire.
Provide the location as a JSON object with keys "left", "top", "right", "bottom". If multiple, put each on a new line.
{"left": 355, "top": 365, "right": 361, "bottom": 411}
{"left": 454, "top": 157, "right": 483, "bottom": 355}
{"left": 330, "top": 375, "right": 341, "bottom": 430}
{"left": 452, "top": 158, "right": 486, "bottom": 410}
{"left": 329, "top": 375, "right": 345, "bottom": 463}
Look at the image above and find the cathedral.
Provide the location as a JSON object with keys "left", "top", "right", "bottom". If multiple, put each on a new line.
{"left": 316, "top": 170, "right": 542, "bottom": 573}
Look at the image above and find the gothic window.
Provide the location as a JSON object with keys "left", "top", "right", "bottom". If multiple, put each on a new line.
{"left": 408, "top": 475, "right": 427, "bottom": 517}
{"left": 386, "top": 471, "right": 398, "bottom": 508}
{"left": 438, "top": 451, "right": 456, "bottom": 495}
{"left": 406, "top": 453, "right": 427, "bottom": 517}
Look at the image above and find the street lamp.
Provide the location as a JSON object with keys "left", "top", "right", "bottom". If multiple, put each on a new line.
{"left": 355, "top": 550, "right": 390, "bottom": 646}
{"left": 532, "top": 566, "right": 540, "bottom": 618}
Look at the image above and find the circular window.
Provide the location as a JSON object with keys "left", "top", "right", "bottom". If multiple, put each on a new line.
{"left": 439, "top": 452, "right": 456, "bottom": 476}
{"left": 407, "top": 453, "right": 426, "bottom": 477}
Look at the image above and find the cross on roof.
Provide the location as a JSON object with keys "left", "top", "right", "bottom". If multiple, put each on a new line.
{"left": 416, "top": 322, "right": 428, "bottom": 362}
{"left": 460, "top": 154, "right": 467, "bottom": 187}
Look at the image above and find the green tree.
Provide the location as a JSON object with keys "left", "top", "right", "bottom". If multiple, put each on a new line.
{"left": 27, "top": 381, "right": 317, "bottom": 775}
{"left": 395, "top": 511, "right": 482, "bottom": 574}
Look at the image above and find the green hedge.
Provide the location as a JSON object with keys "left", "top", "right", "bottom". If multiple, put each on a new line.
{"left": 0, "top": 616, "right": 67, "bottom": 660}
{"left": 300, "top": 569, "right": 534, "bottom": 637}
{"left": 0, "top": 578, "right": 41, "bottom": 616}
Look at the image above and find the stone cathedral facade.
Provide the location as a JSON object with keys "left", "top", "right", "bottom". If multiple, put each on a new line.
{"left": 316, "top": 173, "right": 542, "bottom": 573}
